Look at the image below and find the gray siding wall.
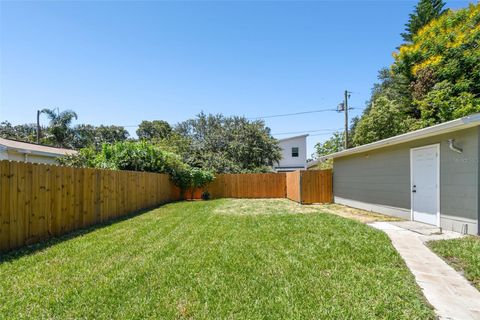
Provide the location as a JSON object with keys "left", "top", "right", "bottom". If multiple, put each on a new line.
{"left": 333, "top": 127, "right": 479, "bottom": 234}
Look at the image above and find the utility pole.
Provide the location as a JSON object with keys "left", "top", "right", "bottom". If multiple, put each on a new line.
{"left": 36, "top": 110, "right": 41, "bottom": 144}
{"left": 343, "top": 90, "right": 350, "bottom": 149}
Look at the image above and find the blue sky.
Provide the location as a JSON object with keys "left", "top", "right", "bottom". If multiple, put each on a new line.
{"left": 0, "top": 0, "right": 471, "bottom": 157}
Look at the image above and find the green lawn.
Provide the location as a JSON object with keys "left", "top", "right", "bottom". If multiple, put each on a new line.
{"left": 0, "top": 199, "right": 433, "bottom": 319}
{"left": 429, "top": 236, "right": 480, "bottom": 290}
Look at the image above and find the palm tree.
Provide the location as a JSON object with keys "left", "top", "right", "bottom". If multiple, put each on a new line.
{"left": 40, "top": 108, "right": 78, "bottom": 148}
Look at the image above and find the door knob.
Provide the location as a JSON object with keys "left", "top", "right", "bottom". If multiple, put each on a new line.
{"left": 412, "top": 185, "right": 416, "bottom": 193}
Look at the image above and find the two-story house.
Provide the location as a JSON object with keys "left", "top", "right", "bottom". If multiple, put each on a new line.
{"left": 273, "top": 134, "right": 308, "bottom": 172}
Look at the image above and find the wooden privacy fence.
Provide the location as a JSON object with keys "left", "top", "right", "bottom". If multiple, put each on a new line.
{"left": 0, "top": 159, "right": 332, "bottom": 253}
{"left": 187, "top": 170, "right": 333, "bottom": 204}
{"left": 209, "top": 173, "right": 286, "bottom": 198}
{"left": 0, "top": 160, "right": 177, "bottom": 253}
{"left": 286, "top": 170, "right": 333, "bottom": 204}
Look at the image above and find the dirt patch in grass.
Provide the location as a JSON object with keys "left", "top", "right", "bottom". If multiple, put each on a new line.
{"left": 213, "top": 198, "right": 320, "bottom": 215}
{"left": 318, "top": 204, "right": 403, "bottom": 223}
{"left": 213, "top": 199, "right": 401, "bottom": 224}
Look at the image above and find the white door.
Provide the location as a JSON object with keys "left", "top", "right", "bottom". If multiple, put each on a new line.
{"left": 411, "top": 145, "right": 439, "bottom": 226}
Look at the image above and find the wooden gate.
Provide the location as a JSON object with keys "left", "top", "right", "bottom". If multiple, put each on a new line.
{"left": 286, "top": 170, "right": 332, "bottom": 204}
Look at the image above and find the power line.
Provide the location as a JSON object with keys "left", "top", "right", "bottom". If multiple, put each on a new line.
{"left": 272, "top": 128, "right": 341, "bottom": 136}
{"left": 308, "top": 132, "right": 340, "bottom": 137}
{"left": 112, "top": 107, "right": 365, "bottom": 127}
{"left": 248, "top": 107, "right": 362, "bottom": 120}
{"left": 248, "top": 108, "right": 337, "bottom": 119}
{"left": 103, "top": 106, "right": 364, "bottom": 128}
{"left": 118, "top": 109, "right": 339, "bottom": 126}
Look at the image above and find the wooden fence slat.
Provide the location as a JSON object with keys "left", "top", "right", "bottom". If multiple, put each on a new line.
{"left": 51, "top": 165, "right": 61, "bottom": 235}
{"left": 8, "top": 162, "right": 18, "bottom": 249}
{"left": 45, "top": 165, "right": 52, "bottom": 237}
{"left": 16, "top": 162, "right": 26, "bottom": 247}
{"left": 0, "top": 162, "right": 10, "bottom": 251}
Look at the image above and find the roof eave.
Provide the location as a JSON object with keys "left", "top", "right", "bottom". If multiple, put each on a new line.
{"left": 278, "top": 134, "right": 309, "bottom": 142}
{"left": 9, "top": 147, "right": 76, "bottom": 158}
{"left": 306, "top": 160, "right": 319, "bottom": 168}
{"left": 320, "top": 113, "right": 480, "bottom": 161}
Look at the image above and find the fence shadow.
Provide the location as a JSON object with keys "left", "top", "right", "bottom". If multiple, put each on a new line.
{"left": 0, "top": 205, "right": 166, "bottom": 264}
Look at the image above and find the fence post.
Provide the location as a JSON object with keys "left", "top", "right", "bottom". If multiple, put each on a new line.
{"left": 299, "top": 171, "right": 303, "bottom": 204}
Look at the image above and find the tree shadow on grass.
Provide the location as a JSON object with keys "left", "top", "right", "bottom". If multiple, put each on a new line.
{"left": 0, "top": 203, "right": 175, "bottom": 264}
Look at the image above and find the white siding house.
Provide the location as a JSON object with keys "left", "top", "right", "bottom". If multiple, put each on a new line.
{"left": 274, "top": 134, "right": 308, "bottom": 172}
{"left": 0, "top": 138, "right": 77, "bottom": 164}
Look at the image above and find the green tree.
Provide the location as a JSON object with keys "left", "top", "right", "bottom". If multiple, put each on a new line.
{"left": 353, "top": 97, "right": 418, "bottom": 146}
{"left": 353, "top": 3, "right": 478, "bottom": 147}
{"left": 41, "top": 108, "right": 78, "bottom": 148}
{"left": 401, "top": 0, "right": 446, "bottom": 43}
{"left": 136, "top": 120, "right": 172, "bottom": 140}
{"left": 174, "top": 113, "right": 281, "bottom": 173}
{"left": 394, "top": 3, "right": 480, "bottom": 126}
{"left": 72, "top": 124, "right": 129, "bottom": 149}
{"left": 0, "top": 121, "right": 38, "bottom": 143}
{"left": 312, "top": 131, "right": 345, "bottom": 169}
{"left": 314, "top": 132, "right": 344, "bottom": 158}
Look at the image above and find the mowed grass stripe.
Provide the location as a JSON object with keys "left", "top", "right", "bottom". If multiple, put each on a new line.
{"left": 0, "top": 199, "right": 434, "bottom": 319}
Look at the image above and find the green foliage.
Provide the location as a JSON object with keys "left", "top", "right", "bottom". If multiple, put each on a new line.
{"left": 401, "top": 0, "right": 446, "bottom": 43}
{"left": 3, "top": 110, "right": 278, "bottom": 175}
{"left": 415, "top": 81, "right": 480, "bottom": 126}
{"left": 58, "top": 141, "right": 214, "bottom": 192}
{"left": 186, "top": 167, "right": 215, "bottom": 199}
{"left": 136, "top": 120, "right": 172, "bottom": 141}
{"left": 151, "top": 132, "right": 193, "bottom": 155}
{"left": 353, "top": 97, "right": 419, "bottom": 146}
{"left": 315, "top": 132, "right": 344, "bottom": 157}
{"left": 40, "top": 108, "right": 78, "bottom": 148}
{"left": 351, "top": 3, "right": 479, "bottom": 147}
{"left": 57, "top": 147, "right": 98, "bottom": 168}
{"left": 174, "top": 112, "right": 281, "bottom": 173}
{"left": 190, "top": 167, "right": 215, "bottom": 190}
{"left": 313, "top": 132, "right": 344, "bottom": 169}
{"left": 94, "top": 141, "right": 176, "bottom": 172}
{"left": 0, "top": 112, "right": 129, "bottom": 151}
{"left": 72, "top": 124, "right": 129, "bottom": 150}
{"left": 394, "top": 4, "right": 480, "bottom": 126}
{"left": 0, "top": 121, "right": 38, "bottom": 143}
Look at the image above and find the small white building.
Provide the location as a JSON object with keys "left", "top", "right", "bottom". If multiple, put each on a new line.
{"left": 274, "top": 134, "right": 308, "bottom": 172}
{"left": 0, "top": 137, "right": 77, "bottom": 164}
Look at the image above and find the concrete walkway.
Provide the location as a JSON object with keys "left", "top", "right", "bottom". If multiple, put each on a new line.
{"left": 370, "top": 222, "right": 480, "bottom": 320}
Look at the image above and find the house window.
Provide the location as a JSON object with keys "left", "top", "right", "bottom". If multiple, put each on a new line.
{"left": 292, "top": 147, "right": 299, "bottom": 157}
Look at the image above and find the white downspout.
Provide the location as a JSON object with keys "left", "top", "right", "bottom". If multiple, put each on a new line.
{"left": 447, "top": 139, "right": 463, "bottom": 154}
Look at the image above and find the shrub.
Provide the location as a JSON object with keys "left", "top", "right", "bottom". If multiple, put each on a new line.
{"left": 58, "top": 141, "right": 214, "bottom": 193}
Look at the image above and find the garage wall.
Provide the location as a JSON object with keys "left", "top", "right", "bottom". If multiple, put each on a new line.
{"left": 333, "top": 126, "right": 479, "bottom": 235}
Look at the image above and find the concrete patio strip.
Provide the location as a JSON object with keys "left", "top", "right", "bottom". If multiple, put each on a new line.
{"left": 369, "top": 222, "right": 480, "bottom": 320}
